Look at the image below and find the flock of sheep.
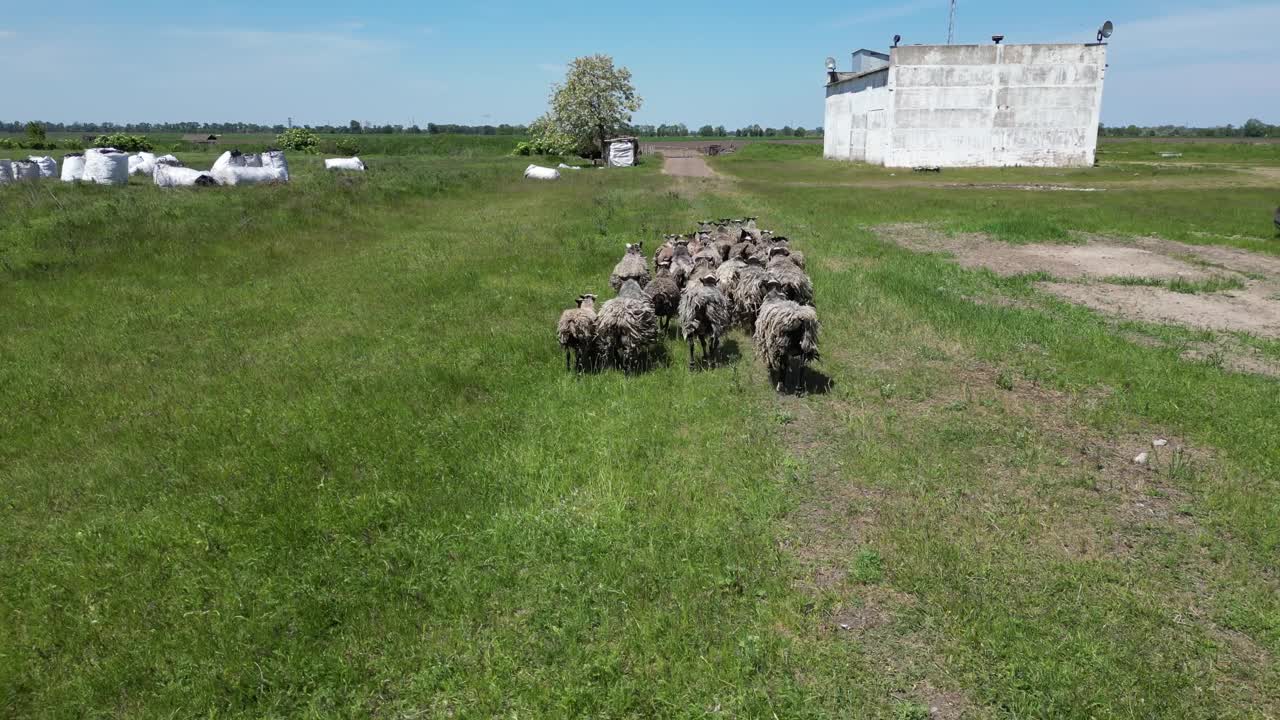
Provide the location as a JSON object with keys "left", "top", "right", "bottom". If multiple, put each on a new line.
{"left": 0, "top": 149, "right": 367, "bottom": 188}
{"left": 558, "top": 218, "right": 820, "bottom": 390}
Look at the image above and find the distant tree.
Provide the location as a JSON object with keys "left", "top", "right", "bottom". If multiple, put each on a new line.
{"left": 349, "top": 119, "right": 363, "bottom": 134}
{"left": 1243, "top": 118, "right": 1269, "bottom": 138}
{"left": 534, "top": 54, "right": 642, "bottom": 158}
{"left": 697, "top": 124, "right": 715, "bottom": 137}
{"left": 25, "top": 121, "right": 46, "bottom": 144}
{"left": 407, "top": 125, "right": 422, "bottom": 134}
{"left": 714, "top": 125, "right": 726, "bottom": 136}
{"left": 793, "top": 126, "right": 806, "bottom": 137}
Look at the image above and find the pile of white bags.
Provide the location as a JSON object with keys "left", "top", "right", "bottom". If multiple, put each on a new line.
{"left": 261, "top": 149, "right": 288, "bottom": 180}
{"left": 153, "top": 164, "right": 217, "bottom": 188}
{"left": 83, "top": 148, "right": 130, "bottom": 185}
{"left": 324, "top": 157, "right": 366, "bottom": 171}
{"left": 524, "top": 164, "right": 561, "bottom": 181}
{"left": 28, "top": 156, "right": 58, "bottom": 178}
{"left": 0, "top": 160, "right": 12, "bottom": 185}
{"left": 155, "top": 154, "right": 182, "bottom": 166}
{"left": 127, "top": 151, "right": 158, "bottom": 176}
{"left": 12, "top": 160, "right": 42, "bottom": 182}
{"left": 61, "top": 153, "right": 86, "bottom": 181}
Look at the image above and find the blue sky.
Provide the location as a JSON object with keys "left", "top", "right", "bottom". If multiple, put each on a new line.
{"left": 1, "top": 1, "right": 1276, "bottom": 128}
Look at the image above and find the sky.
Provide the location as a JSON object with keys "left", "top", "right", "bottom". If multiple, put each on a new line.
{"left": 1, "top": 1, "right": 1276, "bottom": 129}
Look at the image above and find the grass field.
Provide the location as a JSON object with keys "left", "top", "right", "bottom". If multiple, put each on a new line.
{"left": 2, "top": 138, "right": 1278, "bottom": 718}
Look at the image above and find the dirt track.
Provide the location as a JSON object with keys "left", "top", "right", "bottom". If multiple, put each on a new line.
{"left": 662, "top": 153, "right": 717, "bottom": 178}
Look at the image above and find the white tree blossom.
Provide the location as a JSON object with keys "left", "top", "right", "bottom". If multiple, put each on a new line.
{"left": 535, "top": 55, "right": 642, "bottom": 159}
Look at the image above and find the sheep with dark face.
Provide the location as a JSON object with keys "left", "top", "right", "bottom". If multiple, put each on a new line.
{"left": 644, "top": 261, "right": 681, "bottom": 332}
{"left": 610, "top": 242, "right": 650, "bottom": 292}
{"left": 731, "top": 256, "right": 771, "bottom": 331}
{"left": 754, "top": 277, "right": 820, "bottom": 392}
{"left": 669, "top": 239, "right": 696, "bottom": 288}
{"left": 678, "top": 273, "right": 732, "bottom": 369}
{"left": 693, "top": 240, "right": 722, "bottom": 269}
{"left": 557, "top": 294, "right": 598, "bottom": 372}
{"left": 597, "top": 280, "right": 658, "bottom": 373}
{"left": 766, "top": 247, "right": 814, "bottom": 305}
{"left": 654, "top": 235, "right": 676, "bottom": 267}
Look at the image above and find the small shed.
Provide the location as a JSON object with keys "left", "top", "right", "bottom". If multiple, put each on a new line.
{"left": 182, "top": 133, "right": 221, "bottom": 146}
{"left": 606, "top": 137, "right": 639, "bottom": 167}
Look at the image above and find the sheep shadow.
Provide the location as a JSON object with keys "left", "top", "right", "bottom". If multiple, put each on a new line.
{"left": 777, "top": 366, "right": 835, "bottom": 396}
{"left": 681, "top": 337, "right": 744, "bottom": 373}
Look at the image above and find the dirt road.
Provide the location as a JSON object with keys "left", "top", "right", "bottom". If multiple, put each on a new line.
{"left": 661, "top": 152, "right": 717, "bottom": 178}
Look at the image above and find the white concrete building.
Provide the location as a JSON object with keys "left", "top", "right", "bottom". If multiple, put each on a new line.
{"left": 823, "top": 42, "right": 1107, "bottom": 167}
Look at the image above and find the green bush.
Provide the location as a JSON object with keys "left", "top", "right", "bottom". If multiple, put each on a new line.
{"left": 277, "top": 128, "right": 320, "bottom": 154}
{"left": 93, "top": 133, "right": 153, "bottom": 152}
{"left": 0, "top": 138, "right": 19, "bottom": 150}
{"left": 62, "top": 138, "right": 84, "bottom": 152}
{"left": 335, "top": 137, "right": 360, "bottom": 156}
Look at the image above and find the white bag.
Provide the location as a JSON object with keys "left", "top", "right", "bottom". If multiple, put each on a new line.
{"left": 211, "top": 150, "right": 247, "bottom": 173}
{"left": 0, "top": 160, "right": 12, "bottom": 185}
{"left": 28, "top": 155, "right": 58, "bottom": 178}
{"left": 524, "top": 164, "right": 561, "bottom": 181}
{"left": 61, "top": 153, "right": 86, "bottom": 182}
{"left": 12, "top": 160, "right": 41, "bottom": 182}
{"left": 557, "top": 163, "right": 582, "bottom": 170}
{"left": 324, "top": 157, "right": 366, "bottom": 171}
{"left": 242, "top": 153, "right": 263, "bottom": 167}
{"left": 261, "top": 150, "right": 288, "bottom": 179}
{"left": 608, "top": 141, "right": 635, "bottom": 167}
{"left": 155, "top": 154, "right": 182, "bottom": 166}
{"left": 153, "top": 164, "right": 218, "bottom": 187}
{"left": 128, "top": 151, "right": 158, "bottom": 176}
{"left": 83, "top": 148, "right": 130, "bottom": 185}
{"left": 214, "top": 165, "right": 287, "bottom": 186}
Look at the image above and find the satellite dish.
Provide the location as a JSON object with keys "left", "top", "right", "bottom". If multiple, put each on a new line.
{"left": 1097, "top": 20, "right": 1114, "bottom": 42}
{"left": 893, "top": 34, "right": 902, "bottom": 47}
{"left": 825, "top": 56, "right": 837, "bottom": 71}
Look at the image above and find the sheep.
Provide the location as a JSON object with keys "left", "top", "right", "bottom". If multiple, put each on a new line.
{"left": 693, "top": 240, "right": 722, "bottom": 268}
{"left": 766, "top": 247, "right": 814, "bottom": 306}
{"left": 669, "top": 239, "right": 696, "bottom": 288}
{"left": 731, "top": 256, "right": 771, "bottom": 331}
{"left": 557, "top": 293, "right": 598, "bottom": 373}
{"left": 754, "top": 277, "right": 820, "bottom": 392}
{"left": 596, "top": 279, "right": 659, "bottom": 372}
{"left": 654, "top": 235, "right": 676, "bottom": 267}
{"left": 325, "top": 157, "right": 367, "bottom": 171}
{"left": 644, "top": 261, "right": 681, "bottom": 331}
{"left": 678, "top": 273, "right": 732, "bottom": 369}
{"left": 742, "top": 217, "right": 762, "bottom": 242}
{"left": 715, "top": 254, "right": 748, "bottom": 299}
{"left": 609, "top": 242, "right": 650, "bottom": 292}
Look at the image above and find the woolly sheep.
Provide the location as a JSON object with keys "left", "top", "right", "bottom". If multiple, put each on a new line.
{"left": 715, "top": 256, "right": 748, "bottom": 299}
{"left": 669, "top": 239, "right": 695, "bottom": 288}
{"left": 654, "top": 235, "right": 676, "bottom": 267}
{"left": 766, "top": 247, "right": 814, "bottom": 306}
{"left": 643, "top": 261, "right": 681, "bottom": 331}
{"left": 753, "top": 278, "right": 820, "bottom": 392}
{"left": 731, "top": 256, "right": 770, "bottom": 331}
{"left": 556, "top": 293, "right": 598, "bottom": 373}
{"left": 678, "top": 273, "right": 732, "bottom": 369}
{"left": 609, "top": 242, "right": 650, "bottom": 292}
{"left": 596, "top": 279, "right": 658, "bottom": 373}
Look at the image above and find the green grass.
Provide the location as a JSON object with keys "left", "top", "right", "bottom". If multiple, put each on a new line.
{"left": 3, "top": 139, "right": 1280, "bottom": 717}
{"left": 1100, "top": 139, "right": 1280, "bottom": 165}
{"left": 1103, "top": 275, "right": 1248, "bottom": 294}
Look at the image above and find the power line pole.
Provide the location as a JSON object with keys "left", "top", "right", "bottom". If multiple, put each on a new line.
{"left": 948, "top": 0, "right": 957, "bottom": 44}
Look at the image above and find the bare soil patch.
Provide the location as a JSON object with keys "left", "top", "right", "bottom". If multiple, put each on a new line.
{"left": 661, "top": 153, "right": 717, "bottom": 178}
{"left": 878, "top": 223, "right": 1280, "bottom": 340}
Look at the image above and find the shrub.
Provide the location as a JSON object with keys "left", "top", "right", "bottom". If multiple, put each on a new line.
{"left": 62, "top": 138, "right": 84, "bottom": 152}
{"left": 0, "top": 138, "right": 20, "bottom": 150}
{"left": 93, "top": 133, "right": 153, "bottom": 152}
{"left": 335, "top": 137, "right": 360, "bottom": 156}
{"left": 277, "top": 128, "right": 320, "bottom": 154}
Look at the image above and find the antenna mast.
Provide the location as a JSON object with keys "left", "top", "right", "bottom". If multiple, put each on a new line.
{"left": 948, "top": 0, "right": 957, "bottom": 44}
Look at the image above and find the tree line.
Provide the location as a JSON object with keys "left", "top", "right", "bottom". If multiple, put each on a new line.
{"left": 1100, "top": 119, "right": 1277, "bottom": 139}
{"left": 0, "top": 120, "right": 822, "bottom": 138}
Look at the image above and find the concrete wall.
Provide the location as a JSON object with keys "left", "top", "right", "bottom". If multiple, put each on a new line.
{"left": 823, "top": 70, "right": 889, "bottom": 161}
{"left": 824, "top": 43, "right": 1107, "bottom": 168}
